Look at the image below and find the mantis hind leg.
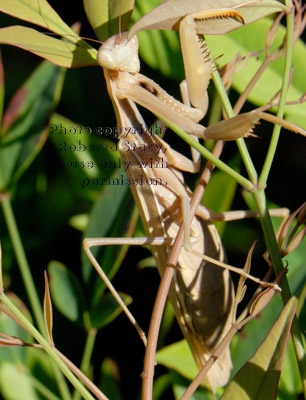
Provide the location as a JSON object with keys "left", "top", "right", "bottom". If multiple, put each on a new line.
{"left": 83, "top": 236, "right": 174, "bottom": 345}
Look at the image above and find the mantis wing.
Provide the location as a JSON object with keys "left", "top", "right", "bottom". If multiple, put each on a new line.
{"left": 128, "top": 0, "right": 288, "bottom": 38}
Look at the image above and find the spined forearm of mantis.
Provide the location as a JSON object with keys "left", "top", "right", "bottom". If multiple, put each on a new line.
{"left": 128, "top": 0, "right": 290, "bottom": 114}
{"left": 97, "top": 29, "right": 306, "bottom": 141}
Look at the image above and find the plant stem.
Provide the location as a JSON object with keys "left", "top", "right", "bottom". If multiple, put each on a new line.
{"left": 0, "top": 291, "right": 97, "bottom": 400}
{"left": 158, "top": 116, "right": 253, "bottom": 191}
{"left": 208, "top": 8, "right": 306, "bottom": 393}
{"left": 72, "top": 328, "right": 97, "bottom": 400}
{"left": 258, "top": 4, "right": 306, "bottom": 394}
{"left": 0, "top": 192, "right": 72, "bottom": 400}
{"left": 0, "top": 242, "right": 3, "bottom": 289}
{"left": 253, "top": 188, "right": 306, "bottom": 396}
{"left": 210, "top": 48, "right": 258, "bottom": 185}
{"left": 259, "top": 6, "right": 293, "bottom": 187}
{"left": 0, "top": 193, "right": 46, "bottom": 334}
{"left": 29, "top": 374, "right": 62, "bottom": 400}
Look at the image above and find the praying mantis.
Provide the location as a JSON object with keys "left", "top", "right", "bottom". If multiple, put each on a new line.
{"left": 83, "top": 0, "right": 306, "bottom": 392}
{"left": 0, "top": 0, "right": 305, "bottom": 397}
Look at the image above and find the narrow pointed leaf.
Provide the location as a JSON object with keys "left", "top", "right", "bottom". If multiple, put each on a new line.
{"left": 0, "top": 0, "right": 86, "bottom": 46}
{"left": 221, "top": 297, "right": 298, "bottom": 400}
{"left": 84, "top": 0, "right": 134, "bottom": 42}
{"left": 0, "top": 26, "right": 97, "bottom": 67}
{"left": 0, "top": 59, "right": 65, "bottom": 189}
{"left": 0, "top": 333, "right": 27, "bottom": 347}
{"left": 43, "top": 271, "right": 54, "bottom": 346}
{"left": 0, "top": 52, "right": 4, "bottom": 126}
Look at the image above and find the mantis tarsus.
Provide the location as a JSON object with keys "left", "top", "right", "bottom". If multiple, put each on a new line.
{"left": 83, "top": 3, "right": 306, "bottom": 392}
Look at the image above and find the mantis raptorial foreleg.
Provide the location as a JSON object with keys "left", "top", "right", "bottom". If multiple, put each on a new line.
{"left": 128, "top": 0, "right": 290, "bottom": 114}
{"left": 98, "top": 33, "right": 306, "bottom": 142}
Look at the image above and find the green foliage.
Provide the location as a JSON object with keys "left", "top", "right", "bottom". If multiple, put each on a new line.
{"left": 206, "top": 19, "right": 306, "bottom": 129}
{"left": 0, "top": 0, "right": 305, "bottom": 399}
{"left": 131, "top": 0, "right": 185, "bottom": 79}
{"left": 222, "top": 297, "right": 297, "bottom": 400}
{"left": 48, "top": 261, "right": 86, "bottom": 325}
{"left": 84, "top": 0, "right": 134, "bottom": 42}
{"left": 0, "top": 60, "right": 65, "bottom": 189}
{"left": 155, "top": 340, "right": 198, "bottom": 382}
{"left": 0, "top": 26, "right": 97, "bottom": 67}
{"left": 0, "top": 362, "right": 40, "bottom": 400}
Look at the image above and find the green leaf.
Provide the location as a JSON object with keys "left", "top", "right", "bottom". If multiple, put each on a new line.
{"left": 297, "top": 279, "right": 306, "bottom": 333}
{"left": 151, "top": 374, "right": 173, "bottom": 400}
{"left": 91, "top": 191, "right": 136, "bottom": 299}
{"left": 0, "top": 362, "right": 39, "bottom": 400}
{"left": 206, "top": 19, "right": 306, "bottom": 129}
{"left": 49, "top": 113, "right": 120, "bottom": 200}
{"left": 282, "top": 232, "right": 306, "bottom": 296}
{"left": 131, "top": 0, "right": 184, "bottom": 79}
{"left": 99, "top": 358, "right": 123, "bottom": 400}
{"left": 26, "top": 349, "right": 60, "bottom": 399}
{"left": 0, "top": 59, "right": 65, "bottom": 190}
{"left": 84, "top": 0, "right": 134, "bottom": 42}
{"left": 0, "top": 53, "right": 4, "bottom": 126}
{"left": 171, "top": 371, "right": 217, "bottom": 400}
{"left": 242, "top": 195, "right": 306, "bottom": 295}
{"left": 202, "top": 164, "right": 239, "bottom": 236}
{"left": 69, "top": 214, "right": 88, "bottom": 232}
{"left": 43, "top": 271, "right": 54, "bottom": 346}
{"left": 155, "top": 339, "right": 198, "bottom": 382}
{"left": 278, "top": 337, "right": 302, "bottom": 397}
{"left": 90, "top": 291, "right": 132, "bottom": 329}
{"left": 81, "top": 169, "right": 129, "bottom": 282}
{"left": 0, "top": 298, "right": 31, "bottom": 363}
{"left": 48, "top": 261, "right": 86, "bottom": 325}
{"left": 221, "top": 297, "right": 298, "bottom": 400}
{"left": 0, "top": 0, "right": 87, "bottom": 46}
{"left": 0, "top": 26, "right": 97, "bottom": 67}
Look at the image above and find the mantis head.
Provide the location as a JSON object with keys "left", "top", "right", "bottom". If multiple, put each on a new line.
{"left": 97, "top": 32, "right": 140, "bottom": 73}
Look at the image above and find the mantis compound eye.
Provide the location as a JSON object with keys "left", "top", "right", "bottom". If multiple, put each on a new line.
{"left": 97, "top": 48, "right": 117, "bottom": 70}
{"left": 97, "top": 32, "right": 140, "bottom": 73}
